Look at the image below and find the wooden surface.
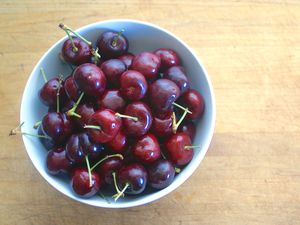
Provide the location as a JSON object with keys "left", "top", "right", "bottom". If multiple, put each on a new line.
{"left": 0, "top": 1, "right": 300, "bottom": 224}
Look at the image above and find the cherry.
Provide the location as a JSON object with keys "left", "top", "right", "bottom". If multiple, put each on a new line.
{"left": 149, "top": 79, "right": 180, "bottom": 112}
{"left": 114, "top": 163, "right": 148, "bottom": 199}
{"left": 179, "top": 89, "right": 204, "bottom": 120}
{"left": 132, "top": 133, "right": 161, "bottom": 164}
{"left": 120, "top": 70, "right": 148, "bottom": 101}
{"left": 164, "top": 66, "right": 189, "bottom": 95}
{"left": 61, "top": 99, "right": 75, "bottom": 113}
{"left": 106, "top": 129, "right": 127, "bottom": 153}
{"left": 66, "top": 132, "right": 105, "bottom": 164}
{"left": 100, "top": 59, "right": 127, "bottom": 88}
{"left": 85, "top": 109, "right": 121, "bottom": 143}
{"left": 41, "top": 112, "right": 73, "bottom": 145}
{"left": 96, "top": 90, "right": 126, "bottom": 112}
{"left": 165, "top": 132, "right": 196, "bottom": 166}
{"left": 151, "top": 111, "right": 173, "bottom": 138}
{"left": 131, "top": 52, "right": 161, "bottom": 80}
{"left": 96, "top": 30, "right": 128, "bottom": 59}
{"left": 148, "top": 159, "right": 175, "bottom": 189}
{"left": 117, "top": 53, "right": 134, "bottom": 69}
{"left": 64, "top": 75, "right": 82, "bottom": 101}
{"left": 73, "top": 63, "right": 106, "bottom": 97}
{"left": 154, "top": 48, "right": 180, "bottom": 70}
{"left": 46, "top": 148, "right": 74, "bottom": 175}
{"left": 38, "top": 125, "right": 55, "bottom": 150}
{"left": 123, "top": 102, "right": 152, "bottom": 137}
{"left": 71, "top": 168, "right": 102, "bottom": 197}
{"left": 74, "top": 102, "right": 95, "bottom": 128}
{"left": 97, "top": 156, "right": 123, "bottom": 185}
{"left": 179, "top": 121, "right": 196, "bottom": 140}
{"left": 39, "top": 77, "right": 66, "bottom": 107}
{"left": 61, "top": 37, "right": 92, "bottom": 66}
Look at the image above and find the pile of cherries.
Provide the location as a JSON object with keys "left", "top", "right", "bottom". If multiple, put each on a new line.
{"left": 25, "top": 24, "right": 205, "bottom": 201}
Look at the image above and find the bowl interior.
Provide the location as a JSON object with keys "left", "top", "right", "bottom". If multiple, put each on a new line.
{"left": 20, "top": 20, "right": 215, "bottom": 208}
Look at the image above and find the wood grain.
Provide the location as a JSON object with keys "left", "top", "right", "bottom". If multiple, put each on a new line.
{"left": 1, "top": 0, "right": 300, "bottom": 224}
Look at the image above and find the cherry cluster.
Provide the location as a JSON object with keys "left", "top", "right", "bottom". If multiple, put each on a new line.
{"left": 29, "top": 24, "right": 205, "bottom": 200}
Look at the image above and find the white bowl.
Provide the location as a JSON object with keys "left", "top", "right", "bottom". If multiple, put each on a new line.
{"left": 20, "top": 19, "right": 216, "bottom": 208}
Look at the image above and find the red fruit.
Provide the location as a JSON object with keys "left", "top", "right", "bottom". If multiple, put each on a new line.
{"left": 179, "top": 121, "right": 196, "bottom": 140}
{"left": 179, "top": 89, "right": 204, "bottom": 119}
{"left": 118, "top": 53, "right": 134, "bottom": 68}
{"left": 154, "top": 48, "right": 180, "bottom": 70}
{"left": 39, "top": 77, "right": 66, "bottom": 107}
{"left": 75, "top": 102, "right": 95, "bottom": 128}
{"left": 106, "top": 129, "right": 127, "bottom": 153}
{"left": 164, "top": 66, "right": 189, "bottom": 95}
{"left": 64, "top": 75, "right": 82, "bottom": 101}
{"left": 46, "top": 148, "right": 74, "bottom": 175}
{"left": 100, "top": 59, "right": 127, "bottom": 88}
{"left": 97, "top": 157, "right": 123, "bottom": 185}
{"left": 151, "top": 111, "right": 173, "bottom": 138}
{"left": 96, "top": 90, "right": 126, "bottom": 112}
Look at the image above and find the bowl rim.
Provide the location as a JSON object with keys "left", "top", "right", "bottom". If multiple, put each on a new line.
{"left": 20, "top": 19, "right": 216, "bottom": 208}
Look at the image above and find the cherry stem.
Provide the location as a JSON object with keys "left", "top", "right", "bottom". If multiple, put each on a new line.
{"left": 115, "top": 113, "right": 138, "bottom": 122}
{"left": 184, "top": 145, "right": 201, "bottom": 150}
{"left": 172, "top": 112, "right": 177, "bottom": 134}
{"left": 56, "top": 75, "right": 63, "bottom": 113}
{"left": 112, "top": 172, "right": 122, "bottom": 196}
{"left": 67, "top": 92, "right": 84, "bottom": 118}
{"left": 172, "top": 109, "right": 188, "bottom": 134}
{"left": 33, "top": 121, "right": 42, "bottom": 129}
{"left": 91, "top": 47, "right": 101, "bottom": 64}
{"left": 83, "top": 125, "right": 101, "bottom": 130}
{"left": 59, "top": 23, "right": 92, "bottom": 46}
{"left": 90, "top": 154, "right": 124, "bottom": 171}
{"left": 112, "top": 29, "right": 125, "bottom": 47}
{"left": 9, "top": 122, "right": 51, "bottom": 139}
{"left": 85, "top": 155, "right": 93, "bottom": 188}
{"left": 175, "top": 167, "right": 181, "bottom": 173}
{"left": 40, "top": 67, "right": 47, "bottom": 83}
{"left": 161, "top": 151, "right": 167, "bottom": 159}
{"left": 172, "top": 102, "right": 192, "bottom": 114}
{"left": 113, "top": 183, "right": 129, "bottom": 202}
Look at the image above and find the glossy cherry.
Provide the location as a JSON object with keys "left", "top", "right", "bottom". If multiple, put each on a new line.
{"left": 151, "top": 110, "right": 173, "bottom": 138}
{"left": 74, "top": 102, "right": 95, "bottom": 128}
{"left": 117, "top": 53, "right": 134, "bottom": 68}
{"left": 46, "top": 148, "right": 74, "bottom": 175}
{"left": 85, "top": 109, "right": 121, "bottom": 143}
{"left": 96, "top": 90, "right": 126, "bottom": 112}
{"left": 38, "top": 125, "right": 56, "bottom": 150}
{"left": 61, "top": 37, "right": 92, "bottom": 66}
{"left": 165, "top": 132, "right": 194, "bottom": 166}
{"left": 116, "top": 163, "right": 148, "bottom": 195}
{"left": 148, "top": 159, "right": 175, "bottom": 189}
{"left": 106, "top": 129, "right": 127, "bottom": 153}
{"left": 131, "top": 52, "right": 161, "bottom": 80}
{"left": 96, "top": 30, "right": 128, "bottom": 59}
{"left": 132, "top": 133, "right": 161, "bottom": 164}
{"left": 41, "top": 112, "right": 73, "bottom": 145}
{"left": 179, "top": 89, "right": 204, "bottom": 119}
{"left": 39, "top": 77, "right": 66, "bottom": 107}
{"left": 164, "top": 66, "right": 189, "bottom": 95}
{"left": 154, "top": 48, "right": 180, "bottom": 70}
{"left": 97, "top": 157, "right": 123, "bottom": 185}
{"left": 64, "top": 75, "right": 82, "bottom": 101}
{"left": 120, "top": 70, "right": 148, "bottom": 101}
{"left": 73, "top": 63, "right": 106, "bottom": 97}
{"left": 66, "top": 132, "right": 104, "bottom": 163}
{"left": 179, "top": 121, "right": 196, "bottom": 140}
{"left": 71, "top": 168, "right": 102, "bottom": 197}
{"left": 149, "top": 79, "right": 180, "bottom": 112}
{"left": 123, "top": 102, "right": 152, "bottom": 137}
{"left": 100, "top": 59, "right": 127, "bottom": 88}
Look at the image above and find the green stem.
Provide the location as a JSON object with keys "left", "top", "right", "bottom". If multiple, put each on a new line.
{"left": 172, "top": 102, "right": 192, "bottom": 114}
{"left": 172, "top": 109, "right": 188, "bottom": 134}
{"left": 33, "top": 121, "right": 42, "bottom": 129}
{"left": 67, "top": 92, "right": 84, "bottom": 117}
{"left": 85, "top": 155, "right": 93, "bottom": 188}
{"left": 112, "top": 172, "right": 122, "bottom": 194}
{"left": 184, "top": 145, "right": 201, "bottom": 150}
{"left": 40, "top": 67, "right": 47, "bottom": 82}
{"left": 91, "top": 154, "right": 124, "bottom": 171}
{"left": 59, "top": 23, "right": 92, "bottom": 46}
{"left": 115, "top": 113, "right": 138, "bottom": 122}
{"left": 83, "top": 125, "right": 101, "bottom": 130}
{"left": 113, "top": 183, "right": 129, "bottom": 202}
{"left": 112, "top": 29, "right": 125, "bottom": 47}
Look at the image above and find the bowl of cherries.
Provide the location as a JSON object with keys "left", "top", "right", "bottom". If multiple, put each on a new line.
{"left": 18, "top": 19, "right": 215, "bottom": 208}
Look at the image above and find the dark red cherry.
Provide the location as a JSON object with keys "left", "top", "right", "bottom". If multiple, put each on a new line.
{"left": 179, "top": 89, "right": 204, "bottom": 119}
{"left": 39, "top": 77, "right": 66, "bottom": 107}
{"left": 148, "top": 159, "right": 175, "bottom": 189}
{"left": 71, "top": 168, "right": 102, "bottom": 198}
{"left": 64, "top": 75, "right": 82, "bottom": 101}
{"left": 151, "top": 110, "right": 173, "bottom": 138}
{"left": 61, "top": 37, "right": 92, "bottom": 66}
{"left": 120, "top": 70, "right": 148, "bottom": 101}
{"left": 61, "top": 99, "right": 75, "bottom": 113}
{"left": 149, "top": 79, "right": 180, "bottom": 112}
{"left": 86, "top": 109, "right": 121, "bottom": 143}
{"left": 131, "top": 52, "right": 161, "bottom": 80}
{"left": 132, "top": 134, "right": 161, "bottom": 164}
{"left": 179, "top": 121, "right": 196, "bottom": 140}
{"left": 73, "top": 63, "right": 106, "bottom": 97}
{"left": 41, "top": 112, "right": 73, "bottom": 145}
{"left": 165, "top": 132, "right": 193, "bottom": 166}
{"left": 100, "top": 59, "right": 127, "bottom": 88}
{"left": 74, "top": 102, "right": 95, "bottom": 128}
{"left": 38, "top": 125, "right": 55, "bottom": 150}
{"left": 106, "top": 129, "right": 127, "bottom": 153}
{"left": 66, "top": 132, "right": 104, "bottom": 163}
{"left": 46, "top": 148, "right": 74, "bottom": 175}
{"left": 96, "top": 31, "right": 128, "bottom": 59}
{"left": 116, "top": 163, "right": 148, "bottom": 195}
{"left": 154, "top": 48, "right": 180, "bottom": 70}
{"left": 96, "top": 90, "right": 126, "bottom": 112}
{"left": 97, "top": 157, "right": 123, "bottom": 185}
{"left": 164, "top": 66, "right": 189, "bottom": 95}
{"left": 123, "top": 102, "right": 152, "bottom": 137}
{"left": 117, "top": 53, "right": 134, "bottom": 68}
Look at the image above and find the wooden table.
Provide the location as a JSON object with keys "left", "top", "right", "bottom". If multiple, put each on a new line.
{"left": 1, "top": 1, "right": 300, "bottom": 224}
